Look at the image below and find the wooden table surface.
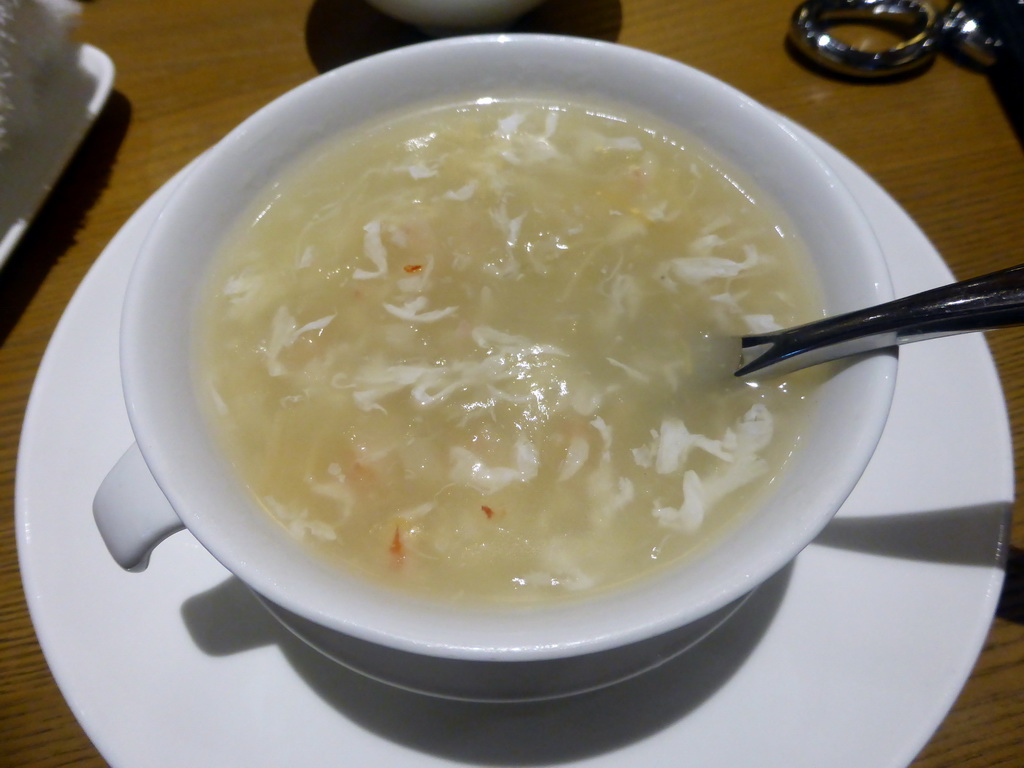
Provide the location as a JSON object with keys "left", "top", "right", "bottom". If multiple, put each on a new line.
{"left": 2, "top": 0, "right": 1022, "bottom": 765}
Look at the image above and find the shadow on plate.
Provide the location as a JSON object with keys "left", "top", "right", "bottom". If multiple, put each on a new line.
{"left": 812, "top": 502, "right": 1010, "bottom": 567}
{"left": 181, "top": 562, "right": 791, "bottom": 764}
{"left": 814, "top": 501, "right": 1022, "bottom": 626}
{"left": 304, "top": 0, "right": 623, "bottom": 74}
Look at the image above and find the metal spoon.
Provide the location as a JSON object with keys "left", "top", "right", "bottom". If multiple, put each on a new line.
{"left": 736, "top": 263, "right": 1024, "bottom": 377}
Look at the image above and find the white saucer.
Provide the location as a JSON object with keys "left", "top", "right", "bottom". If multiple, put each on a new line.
{"left": 16, "top": 126, "right": 1013, "bottom": 767}
{"left": 0, "top": 43, "right": 114, "bottom": 269}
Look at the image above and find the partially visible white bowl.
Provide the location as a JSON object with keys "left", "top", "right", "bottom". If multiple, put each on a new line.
{"left": 95, "top": 34, "right": 896, "bottom": 701}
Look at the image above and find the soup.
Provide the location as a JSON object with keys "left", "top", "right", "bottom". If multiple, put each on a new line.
{"left": 195, "top": 96, "right": 825, "bottom": 603}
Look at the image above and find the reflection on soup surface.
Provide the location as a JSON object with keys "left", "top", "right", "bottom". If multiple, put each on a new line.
{"left": 196, "top": 96, "right": 825, "bottom": 603}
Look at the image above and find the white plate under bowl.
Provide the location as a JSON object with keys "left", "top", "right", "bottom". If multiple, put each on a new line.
{"left": 15, "top": 124, "right": 1012, "bottom": 766}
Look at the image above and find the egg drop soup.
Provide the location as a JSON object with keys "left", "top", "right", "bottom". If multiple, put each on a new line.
{"left": 196, "top": 96, "right": 826, "bottom": 604}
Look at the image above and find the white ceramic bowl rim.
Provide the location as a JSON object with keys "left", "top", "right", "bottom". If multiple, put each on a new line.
{"left": 121, "top": 34, "right": 896, "bottom": 661}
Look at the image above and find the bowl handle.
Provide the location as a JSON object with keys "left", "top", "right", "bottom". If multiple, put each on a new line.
{"left": 93, "top": 443, "right": 184, "bottom": 572}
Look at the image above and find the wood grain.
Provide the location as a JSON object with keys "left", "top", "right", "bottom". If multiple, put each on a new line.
{"left": 2, "top": 0, "right": 1022, "bottom": 765}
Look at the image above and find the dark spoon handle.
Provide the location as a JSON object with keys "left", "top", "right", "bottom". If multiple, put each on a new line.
{"left": 736, "top": 263, "right": 1024, "bottom": 377}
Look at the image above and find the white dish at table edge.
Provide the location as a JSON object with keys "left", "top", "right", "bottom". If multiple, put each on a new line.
{"left": 0, "top": 44, "right": 114, "bottom": 269}
{"left": 15, "top": 113, "right": 1012, "bottom": 768}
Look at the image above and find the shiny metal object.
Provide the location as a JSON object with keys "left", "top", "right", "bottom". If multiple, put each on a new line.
{"left": 737, "top": 263, "right": 1024, "bottom": 376}
{"left": 789, "top": 0, "right": 1001, "bottom": 77}
{"left": 941, "top": 0, "right": 1002, "bottom": 67}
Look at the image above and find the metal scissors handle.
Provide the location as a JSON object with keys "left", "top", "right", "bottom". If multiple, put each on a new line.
{"left": 789, "top": 0, "right": 1001, "bottom": 78}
